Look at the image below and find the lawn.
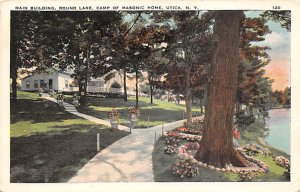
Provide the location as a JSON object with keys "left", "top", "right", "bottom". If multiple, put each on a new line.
{"left": 152, "top": 121, "right": 290, "bottom": 182}
{"left": 10, "top": 91, "right": 130, "bottom": 182}
{"left": 68, "top": 95, "right": 203, "bottom": 128}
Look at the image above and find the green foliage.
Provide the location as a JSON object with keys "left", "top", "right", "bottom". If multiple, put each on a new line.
{"left": 261, "top": 11, "right": 291, "bottom": 31}
{"left": 236, "top": 111, "right": 256, "bottom": 128}
{"left": 237, "top": 16, "right": 274, "bottom": 123}
{"left": 271, "top": 87, "right": 291, "bottom": 107}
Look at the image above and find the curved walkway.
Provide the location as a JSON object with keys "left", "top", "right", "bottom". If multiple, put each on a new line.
{"left": 43, "top": 94, "right": 203, "bottom": 182}
{"left": 43, "top": 94, "right": 129, "bottom": 131}
{"left": 68, "top": 120, "right": 188, "bottom": 182}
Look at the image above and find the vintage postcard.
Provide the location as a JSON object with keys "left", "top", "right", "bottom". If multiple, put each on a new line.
{"left": 0, "top": 0, "right": 300, "bottom": 192}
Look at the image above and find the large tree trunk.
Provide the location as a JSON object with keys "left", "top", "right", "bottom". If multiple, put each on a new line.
{"left": 185, "top": 65, "right": 192, "bottom": 125}
{"left": 11, "top": 48, "right": 18, "bottom": 102}
{"left": 135, "top": 69, "right": 139, "bottom": 109}
{"left": 123, "top": 67, "right": 128, "bottom": 101}
{"left": 10, "top": 20, "right": 18, "bottom": 103}
{"left": 195, "top": 11, "right": 249, "bottom": 168}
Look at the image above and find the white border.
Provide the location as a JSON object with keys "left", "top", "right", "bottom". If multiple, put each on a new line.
{"left": 1, "top": 1, "right": 299, "bottom": 192}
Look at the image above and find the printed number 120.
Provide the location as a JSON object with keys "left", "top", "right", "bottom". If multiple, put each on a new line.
{"left": 273, "top": 6, "right": 281, "bottom": 9}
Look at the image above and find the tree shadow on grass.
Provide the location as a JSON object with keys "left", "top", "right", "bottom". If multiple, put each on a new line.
{"left": 11, "top": 99, "right": 79, "bottom": 124}
{"left": 85, "top": 96, "right": 158, "bottom": 108}
{"left": 80, "top": 106, "right": 184, "bottom": 119}
{"left": 78, "top": 106, "right": 201, "bottom": 128}
{"left": 10, "top": 125, "right": 129, "bottom": 183}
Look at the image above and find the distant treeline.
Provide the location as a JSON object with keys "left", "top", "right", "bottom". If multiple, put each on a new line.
{"left": 271, "top": 87, "right": 291, "bottom": 107}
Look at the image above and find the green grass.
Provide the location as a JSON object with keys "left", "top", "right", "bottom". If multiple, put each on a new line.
{"left": 234, "top": 120, "right": 290, "bottom": 181}
{"left": 11, "top": 92, "right": 94, "bottom": 137}
{"left": 11, "top": 119, "right": 96, "bottom": 137}
{"left": 223, "top": 152, "right": 288, "bottom": 182}
{"left": 74, "top": 96, "right": 203, "bottom": 128}
{"left": 254, "top": 154, "right": 287, "bottom": 179}
{"left": 16, "top": 91, "right": 41, "bottom": 100}
{"left": 10, "top": 91, "right": 130, "bottom": 182}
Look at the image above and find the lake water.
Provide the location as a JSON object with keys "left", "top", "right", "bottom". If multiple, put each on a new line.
{"left": 264, "top": 108, "right": 291, "bottom": 155}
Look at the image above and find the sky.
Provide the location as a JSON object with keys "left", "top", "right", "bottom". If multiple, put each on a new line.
{"left": 245, "top": 11, "right": 291, "bottom": 91}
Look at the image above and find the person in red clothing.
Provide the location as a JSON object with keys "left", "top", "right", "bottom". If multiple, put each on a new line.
{"left": 232, "top": 126, "right": 241, "bottom": 148}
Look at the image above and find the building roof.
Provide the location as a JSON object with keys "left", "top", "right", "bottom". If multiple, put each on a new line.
{"left": 21, "top": 68, "right": 72, "bottom": 80}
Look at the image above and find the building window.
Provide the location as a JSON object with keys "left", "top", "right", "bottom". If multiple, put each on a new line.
{"left": 40, "top": 80, "right": 44, "bottom": 88}
{"left": 26, "top": 80, "right": 30, "bottom": 88}
{"left": 34, "top": 80, "right": 38, "bottom": 88}
{"left": 88, "top": 81, "right": 96, "bottom": 86}
{"left": 65, "top": 80, "right": 68, "bottom": 88}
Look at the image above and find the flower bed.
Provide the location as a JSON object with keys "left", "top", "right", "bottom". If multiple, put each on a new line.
{"left": 177, "top": 127, "right": 202, "bottom": 135}
{"left": 237, "top": 170, "right": 258, "bottom": 182}
{"left": 164, "top": 145, "right": 177, "bottom": 155}
{"left": 274, "top": 155, "right": 290, "bottom": 168}
{"left": 172, "top": 159, "right": 200, "bottom": 178}
{"left": 242, "top": 143, "right": 261, "bottom": 156}
{"left": 165, "top": 131, "right": 202, "bottom": 142}
{"left": 176, "top": 143, "right": 270, "bottom": 175}
{"left": 164, "top": 124, "right": 280, "bottom": 179}
{"left": 165, "top": 136, "right": 180, "bottom": 146}
{"left": 176, "top": 119, "right": 204, "bottom": 135}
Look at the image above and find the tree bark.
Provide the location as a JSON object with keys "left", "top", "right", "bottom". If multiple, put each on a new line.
{"left": 135, "top": 69, "right": 139, "bottom": 109}
{"left": 123, "top": 67, "right": 128, "bottom": 101}
{"left": 11, "top": 48, "right": 18, "bottom": 102}
{"left": 200, "top": 96, "right": 204, "bottom": 114}
{"left": 195, "top": 11, "right": 249, "bottom": 168}
{"left": 149, "top": 77, "right": 154, "bottom": 104}
{"left": 10, "top": 19, "right": 18, "bottom": 102}
{"left": 185, "top": 65, "right": 193, "bottom": 125}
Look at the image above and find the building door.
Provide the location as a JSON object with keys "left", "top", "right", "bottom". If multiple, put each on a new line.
{"left": 49, "top": 79, "right": 53, "bottom": 89}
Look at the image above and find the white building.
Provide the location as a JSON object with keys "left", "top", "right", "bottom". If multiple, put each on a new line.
{"left": 20, "top": 68, "right": 123, "bottom": 93}
{"left": 21, "top": 68, "right": 75, "bottom": 92}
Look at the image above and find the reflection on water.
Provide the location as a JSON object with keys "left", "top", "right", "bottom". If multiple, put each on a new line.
{"left": 265, "top": 108, "right": 290, "bottom": 155}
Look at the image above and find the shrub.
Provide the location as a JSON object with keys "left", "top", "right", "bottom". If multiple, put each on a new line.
{"left": 110, "top": 81, "right": 122, "bottom": 89}
{"left": 236, "top": 111, "right": 255, "bottom": 128}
